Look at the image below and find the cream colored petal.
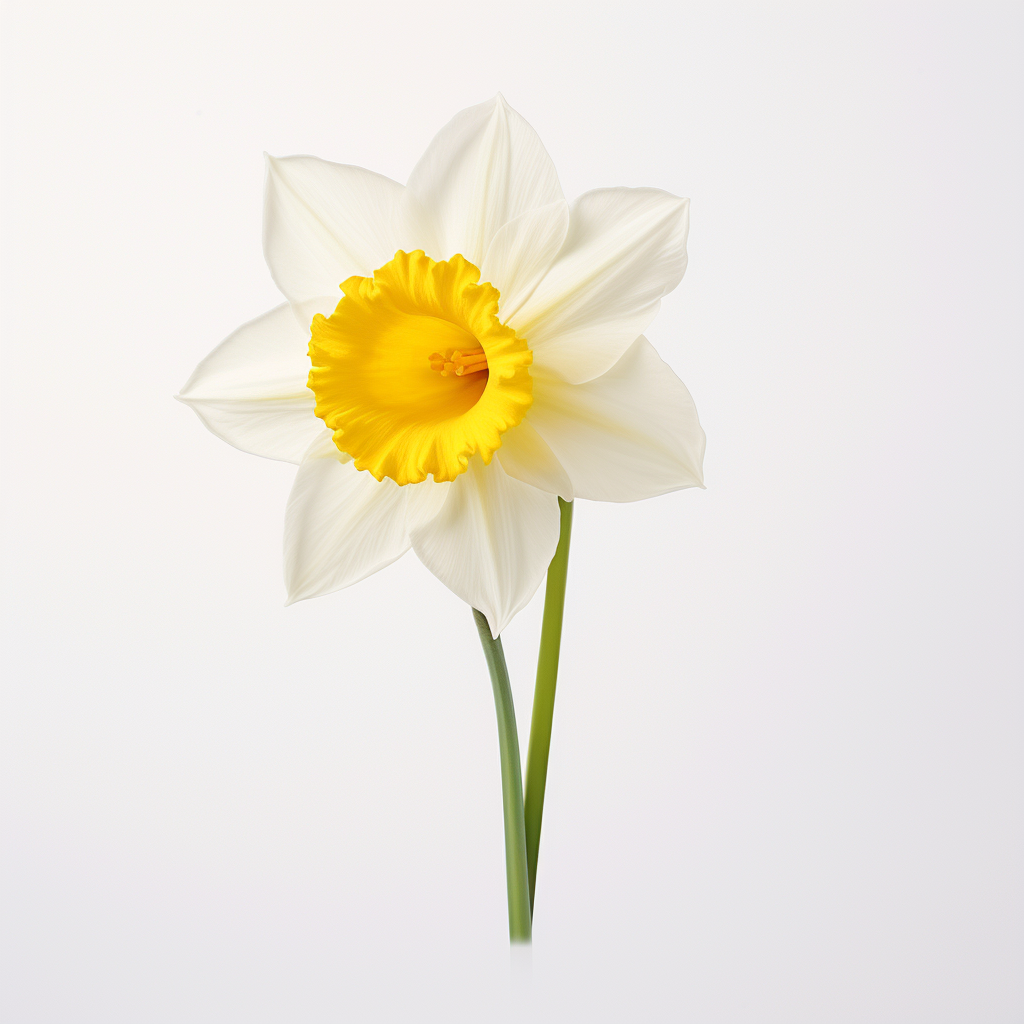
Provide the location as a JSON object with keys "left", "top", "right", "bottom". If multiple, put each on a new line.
{"left": 513, "top": 188, "right": 690, "bottom": 384}
{"left": 284, "top": 433, "right": 449, "bottom": 604}
{"left": 410, "top": 456, "right": 560, "bottom": 636}
{"left": 263, "top": 154, "right": 436, "bottom": 311}
{"left": 496, "top": 420, "right": 573, "bottom": 500}
{"left": 176, "top": 303, "right": 322, "bottom": 464}
{"left": 479, "top": 200, "right": 569, "bottom": 319}
{"left": 406, "top": 95, "right": 564, "bottom": 267}
{"left": 529, "top": 336, "right": 705, "bottom": 502}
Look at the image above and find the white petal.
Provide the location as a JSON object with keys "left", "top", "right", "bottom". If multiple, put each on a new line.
{"left": 512, "top": 189, "right": 690, "bottom": 384}
{"left": 263, "top": 155, "right": 436, "bottom": 312}
{"left": 406, "top": 95, "right": 564, "bottom": 267}
{"left": 496, "top": 420, "right": 573, "bottom": 500}
{"left": 284, "top": 433, "right": 449, "bottom": 604}
{"left": 410, "top": 456, "right": 560, "bottom": 636}
{"left": 529, "top": 336, "right": 705, "bottom": 502}
{"left": 479, "top": 200, "right": 569, "bottom": 320}
{"left": 177, "top": 303, "right": 323, "bottom": 463}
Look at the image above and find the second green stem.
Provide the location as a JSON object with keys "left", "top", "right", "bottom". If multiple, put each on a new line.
{"left": 523, "top": 496, "right": 574, "bottom": 915}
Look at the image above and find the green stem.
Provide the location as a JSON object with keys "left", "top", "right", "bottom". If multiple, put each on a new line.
{"left": 523, "top": 496, "right": 574, "bottom": 915}
{"left": 472, "top": 608, "right": 532, "bottom": 943}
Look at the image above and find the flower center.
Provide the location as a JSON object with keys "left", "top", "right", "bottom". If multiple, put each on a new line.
{"left": 307, "top": 250, "right": 532, "bottom": 485}
{"left": 429, "top": 347, "right": 489, "bottom": 377}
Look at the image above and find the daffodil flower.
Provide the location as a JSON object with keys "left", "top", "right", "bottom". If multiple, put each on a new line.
{"left": 178, "top": 95, "right": 705, "bottom": 942}
{"left": 180, "top": 95, "right": 704, "bottom": 634}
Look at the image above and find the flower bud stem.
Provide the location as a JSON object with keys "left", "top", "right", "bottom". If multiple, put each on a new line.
{"left": 473, "top": 608, "right": 532, "bottom": 942}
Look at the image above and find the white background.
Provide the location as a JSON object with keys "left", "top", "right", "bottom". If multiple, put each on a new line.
{"left": 2, "top": 2, "right": 1021, "bottom": 1021}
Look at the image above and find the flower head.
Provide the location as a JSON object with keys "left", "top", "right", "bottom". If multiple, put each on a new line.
{"left": 178, "top": 96, "right": 705, "bottom": 635}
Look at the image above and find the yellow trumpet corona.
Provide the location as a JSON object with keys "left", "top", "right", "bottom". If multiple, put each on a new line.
{"left": 308, "top": 251, "right": 533, "bottom": 486}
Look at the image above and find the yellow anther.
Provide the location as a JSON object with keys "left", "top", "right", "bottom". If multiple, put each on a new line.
{"left": 429, "top": 347, "right": 488, "bottom": 377}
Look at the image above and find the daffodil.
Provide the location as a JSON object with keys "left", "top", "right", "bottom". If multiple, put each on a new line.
{"left": 178, "top": 96, "right": 705, "bottom": 942}
{"left": 179, "top": 94, "right": 704, "bottom": 634}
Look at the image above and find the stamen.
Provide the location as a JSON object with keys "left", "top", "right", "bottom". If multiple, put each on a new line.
{"left": 429, "top": 347, "right": 488, "bottom": 377}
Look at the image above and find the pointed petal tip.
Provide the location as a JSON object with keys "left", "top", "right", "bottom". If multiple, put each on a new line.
{"left": 476, "top": 605, "right": 503, "bottom": 639}
{"left": 283, "top": 583, "right": 314, "bottom": 607}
